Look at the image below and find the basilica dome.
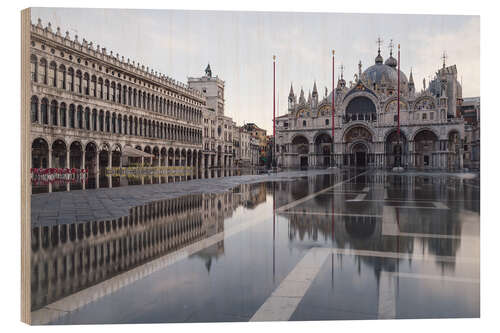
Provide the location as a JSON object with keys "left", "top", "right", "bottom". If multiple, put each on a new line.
{"left": 361, "top": 52, "right": 408, "bottom": 93}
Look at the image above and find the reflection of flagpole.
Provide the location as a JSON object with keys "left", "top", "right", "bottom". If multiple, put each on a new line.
{"left": 331, "top": 173, "right": 335, "bottom": 288}
{"left": 273, "top": 181, "right": 276, "bottom": 284}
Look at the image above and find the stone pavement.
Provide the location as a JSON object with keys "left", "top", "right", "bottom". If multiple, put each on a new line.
{"left": 30, "top": 169, "right": 340, "bottom": 227}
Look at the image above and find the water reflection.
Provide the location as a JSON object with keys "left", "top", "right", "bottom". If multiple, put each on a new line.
{"left": 30, "top": 182, "right": 268, "bottom": 311}
{"left": 31, "top": 170, "right": 479, "bottom": 323}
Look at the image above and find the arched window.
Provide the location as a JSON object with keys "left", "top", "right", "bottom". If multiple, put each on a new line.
{"left": 41, "top": 98, "right": 48, "bottom": 124}
{"left": 105, "top": 112, "right": 110, "bottom": 132}
{"left": 69, "top": 104, "right": 75, "bottom": 128}
{"left": 68, "top": 67, "right": 74, "bottom": 92}
{"left": 92, "top": 109, "right": 97, "bottom": 131}
{"left": 50, "top": 100, "right": 58, "bottom": 126}
{"left": 39, "top": 58, "right": 47, "bottom": 84}
{"left": 99, "top": 111, "right": 104, "bottom": 131}
{"left": 118, "top": 115, "right": 122, "bottom": 134}
{"left": 303, "top": 120, "right": 307, "bottom": 127}
{"left": 133, "top": 89, "right": 137, "bottom": 107}
{"left": 49, "top": 61, "right": 57, "bottom": 87}
{"left": 77, "top": 106, "right": 83, "bottom": 129}
{"left": 105, "top": 80, "right": 110, "bottom": 100}
{"left": 117, "top": 84, "right": 122, "bottom": 103}
{"left": 30, "top": 55, "right": 38, "bottom": 82}
{"left": 128, "top": 87, "right": 132, "bottom": 106}
{"left": 85, "top": 108, "right": 91, "bottom": 130}
{"left": 75, "top": 70, "right": 82, "bottom": 93}
{"left": 111, "top": 82, "right": 116, "bottom": 101}
{"left": 91, "top": 75, "right": 96, "bottom": 97}
{"left": 30, "top": 96, "right": 38, "bottom": 123}
{"left": 98, "top": 78, "right": 103, "bottom": 99}
{"left": 60, "top": 103, "right": 66, "bottom": 127}
{"left": 83, "top": 73, "right": 90, "bottom": 95}
{"left": 123, "top": 116, "right": 128, "bottom": 135}
{"left": 112, "top": 113, "right": 116, "bottom": 133}
{"left": 58, "top": 65, "right": 66, "bottom": 89}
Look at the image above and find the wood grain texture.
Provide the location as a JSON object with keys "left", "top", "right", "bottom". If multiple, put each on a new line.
{"left": 20, "top": 7, "right": 31, "bottom": 325}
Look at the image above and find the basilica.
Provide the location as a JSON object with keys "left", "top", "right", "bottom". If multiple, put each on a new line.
{"left": 276, "top": 44, "right": 469, "bottom": 170}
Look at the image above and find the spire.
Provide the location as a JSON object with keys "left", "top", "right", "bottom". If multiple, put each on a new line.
{"left": 358, "top": 61, "right": 363, "bottom": 80}
{"left": 441, "top": 51, "right": 447, "bottom": 69}
{"left": 409, "top": 68, "right": 414, "bottom": 84}
{"left": 288, "top": 83, "right": 294, "bottom": 97}
{"left": 385, "top": 38, "right": 397, "bottom": 68}
{"left": 312, "top": 81, "right": 318, "bottom": 94}
{"left": 205, "top": 63, "right": 212, "bottom": 77}
{"left": 340, "top": 64, "right": 344, "bottom": 80}
{"left": 375, "top": 37, "right": 384, "bottom": 64}
{"left": 299, "top": 88, "right": 305, "bottom": 105}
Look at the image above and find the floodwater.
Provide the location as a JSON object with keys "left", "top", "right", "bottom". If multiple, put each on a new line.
{"left": 30, "top": 169, "right": 480, "bottom": 324}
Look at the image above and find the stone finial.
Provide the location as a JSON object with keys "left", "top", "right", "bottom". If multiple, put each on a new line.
{"left": 65, "top": 31, "right": 70, "bottom": 39}
{"left": 127, "top": 58, "right": 130, "bottom": 64}
{"left": 74, "top": 34, "right": 79, "bottom": 43}
{"left": 56, "top": 27, "right": 61, "bottom": 36}
{"left": 121, "top": 56, "right": 124, "bottom": 62}
{"left": 102, "top": 47, "right": 106, "bottom": 55}
{"left": 96, "top": 44, "right": 100, "bottom": 52}
{"left": 110, "top": 50, "right": 113, "bottom": 56}
{"left": 46, "top": 22, "right": 52, "bottom": 32}
{"left": 89, "top": 41, "right": 93, "bottom": 49}
{"left": 37, "top": 18, "right": 42, "bottom": 28}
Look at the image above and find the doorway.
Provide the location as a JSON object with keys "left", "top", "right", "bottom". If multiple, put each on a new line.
{"left": 300, "top": 156, "right": 308, "bottom": 169}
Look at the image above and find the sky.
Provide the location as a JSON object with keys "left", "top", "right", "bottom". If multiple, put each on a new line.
{"left": 31, "top": 8, "right": 479, "bottom": 132}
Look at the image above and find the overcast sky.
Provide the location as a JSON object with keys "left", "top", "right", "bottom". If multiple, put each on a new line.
{"left": 31, "top": 8, "right": 479, "bottom": 132}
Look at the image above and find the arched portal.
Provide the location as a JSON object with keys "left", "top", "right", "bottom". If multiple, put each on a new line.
{"left": 351, "top": 142, "right": 369, "bottom": 167}
{"left": 314, "top": 133, "right": 332, "bottom": 168}
{"left": 385, "top": 130, "right": 408, "bottom": 168}
{"left": 343, "top": 126, "right": 373, "bottom": 167}
{"left": 292, "top": 135, "right": 309, "bottom": 169}
{"left": 414, "top": 130, "right": 438, "bottom": 168}
{"left": 32, "top": 138, "right": 49, "bottom": 169}
{"left": 85, "top": 142, "right": 98, "bottom": 189}
{"left": 99, "top": 144, "right": 110, "bottom": 188}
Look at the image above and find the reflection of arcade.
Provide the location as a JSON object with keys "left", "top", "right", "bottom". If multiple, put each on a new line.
{"left": 31, "top": 194, "right": 208, "bottom": 311}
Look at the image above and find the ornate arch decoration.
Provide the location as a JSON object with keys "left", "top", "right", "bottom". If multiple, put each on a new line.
{"left": 295, "top": 108, "right": 309, "bottom": 118}
{"left": 342, "top": 124, "right": 374, "bottom": 143}
{"left": 413, "top": 96, "right": 436, "bottom": 111}
{"left": 384, "top": 98, "right": 409, "bottom": 113}
{"left": 313, "top": 131, "right": 332, "bottom": 144}
{"left": 345, "top": 96, "right": 377, "bottom": 115}
{"left": 50, "top": 137, "right": 68, "bottom": 148}
{"left": 343, "top": 81, "right": 378, "bottom": 102}
{"left": 411, "top": 127, "right": 439, "bottom": 141}
{"left": 290, "top": 133, "right": 310, "bottom": 145}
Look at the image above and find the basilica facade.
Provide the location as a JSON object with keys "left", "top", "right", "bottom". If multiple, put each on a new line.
{"left": 276, "top": 46, "right": 469, "bottom": 170}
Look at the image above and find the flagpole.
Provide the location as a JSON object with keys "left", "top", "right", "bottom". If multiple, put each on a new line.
{"left": 273, "top": 55, "right": 276, "bottom": 170}
{"left": 331, "top": 49, "right": 336, "bottom": 167}
{"left": 397, "top": 44, "right": 400, "bottom": 143}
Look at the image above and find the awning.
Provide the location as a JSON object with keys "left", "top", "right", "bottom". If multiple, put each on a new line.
{"left": 123, "top": 146, "right": 155, "bottom": 158}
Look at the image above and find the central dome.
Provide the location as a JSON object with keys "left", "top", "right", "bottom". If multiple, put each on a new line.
{"left": 362, "top": 61, "right": 408, "bottom": 93}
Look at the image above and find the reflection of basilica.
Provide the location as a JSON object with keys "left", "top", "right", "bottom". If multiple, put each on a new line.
{"left": 277, "top": 43, "right": 472, "bottom": 170}
{"left": 30, "top": 182, "right": 268, "bottom": 311}
{"left": 279, "top": 173, "right": 463, "bottom": 269}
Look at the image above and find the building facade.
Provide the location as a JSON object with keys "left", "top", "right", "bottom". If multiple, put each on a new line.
{"left": 30, "top": 19, "right": 205, "bottom": 193}
{"left": 277, "top": 45, "right": 473, "bottom": 170}
{"left": 242, "top": 123, "right": 267, "bottom": 165}
{"left": 188, "top": 65, "right": 236, "bottom": 169}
